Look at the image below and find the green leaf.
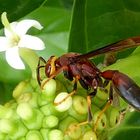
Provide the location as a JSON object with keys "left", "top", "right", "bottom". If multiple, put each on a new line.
{"left": 103, "top": 46, "right": 140, "bottom": 85}
{"left": 46, "top": 0, "right": 73, "bottom": 9}
{"left": 69, "top": 0, "right": 140, "bottom": 53}
{"left": 0, "top": 0, "right": 45, "bottom": 28}
{"left": 109, "top": 111, "right": 140, "bottom": 140}
{"left": 25, "top": 6, "right": 71, "bottom": 58}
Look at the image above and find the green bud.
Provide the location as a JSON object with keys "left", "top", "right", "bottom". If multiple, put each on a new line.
{"left": 93, "top": 110, "right": 107, "bottom": 131}
{"left": 25, "top": 110, "right": 44, "bottom": 130}
{"left": 42, "top": 115, "right": 59, "bottom": 128}
{"left": 16, "top": 93, "right": 32, "bottom": 104}
{"left": 72, "top": 95, "right": 88, "bottom": 114}
{"left": 17, "top": 103, "right": 33, "bottom": 120}
{"left": 82, "top": 130, "right": 97, "bottom": 140}
{"left": 54, "top": 92, "right": 72, "bottom": 112}
{"left": 59, "top": 116, "right": 78, "bottom": 132}
{"left": 17, "top": 92, "right": 38, "bottom": 107}
{"left": 48, "top": 129, "right": 63, "bottom": 140}
{"left": 66, "top": 122, "right": 82, "bottom": 140}
{"left": 38, "top": 79, "right": 57, "bottom": 106}
{"left": 38, "top": 93, "right": 50, "bottom": 106}
{"left": 17, "top": 102, "right": 44, "bottom": 129}
{"left": 28, "top": 92, "right": 38, "bottom": 107}
{"left": 26, "top": 130, "right": 43, "bottom": 140}
{"left": 0, "top": 119, "right": 15, "bottom": 133}
{"left": 40, "top": 129, "right": 50, "bottom": 140}
{"left": 9, "top": 120, "right": 28, "bottom": 139}
{"left": 0, "top": 105, "right": 18, "bottom": 119}
{"left": 59, "top": 116, "right": 87, "bottom": 139}
{"left": 68, "top": 106, "right": 87, "bottom": 122}
{"left": 106, "top": 107, "right": 120, "bottom": 127}
{"left": 42, "top": 79, "right": 56, "bottom": 97}
{"left": 0, "top": 119, "right": 27, "bottom": 139}
{"left": 4, "top": 100, "right": 17, "bottom": 109}
{"left": 40, "top": 103, "right": 68, "bottom": 119}
{"left": 13, "top": 80, "right": 33, "bottom": 99}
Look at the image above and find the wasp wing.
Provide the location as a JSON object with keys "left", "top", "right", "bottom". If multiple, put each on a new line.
{"left": 77, "top": 36, "right": 140, "bottom": 59}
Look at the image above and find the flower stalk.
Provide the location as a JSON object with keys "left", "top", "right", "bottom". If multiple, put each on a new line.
{"left": 19, "top": 48, "right": 40, "bottom": 79}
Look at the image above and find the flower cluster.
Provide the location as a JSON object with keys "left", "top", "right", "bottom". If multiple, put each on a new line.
{"left": 0, "top": 78, "right": 123, "bottom": 140}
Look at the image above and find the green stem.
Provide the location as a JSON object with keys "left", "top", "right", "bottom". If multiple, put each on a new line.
{"left": 19, "top": 48, "right": 39, "bottom": 79}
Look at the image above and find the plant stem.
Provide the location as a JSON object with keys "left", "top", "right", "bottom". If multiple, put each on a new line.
{"left": 19, "top": 48, "right": 39, "bottom": 79}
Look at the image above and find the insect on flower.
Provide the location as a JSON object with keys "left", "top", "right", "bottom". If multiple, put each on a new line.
{"left": 37, "top": 36, "right": 140, "bottom": 131}
{"left": 0, "top": 12, "right": 45, "bottom": 69}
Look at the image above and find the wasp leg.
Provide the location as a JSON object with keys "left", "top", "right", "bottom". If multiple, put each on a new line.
{"left": 54, "top": 75, "right": 80, "bottom": 106}
{"left": 73, "top": 79, "right": 98, "bottom": 126}
{"left": 94, "top": 83, "right": 113, "bottom": 131}
{"left": 64, "top": 90, "right": 97, "bottom": 135}
{"left": 37, "top": 57, "right": 47, "bottom": 85}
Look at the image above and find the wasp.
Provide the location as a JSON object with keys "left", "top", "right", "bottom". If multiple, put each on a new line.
{"left": 37, "top": 36, "right": 140, "bottom": 130}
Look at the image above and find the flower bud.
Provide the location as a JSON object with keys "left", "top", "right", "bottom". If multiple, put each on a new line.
{"left": 40, "top": 103, "right": 68, "bottom": 119}
{"left": 82, "top": 130, "right": 97, "bottom": 140}
{"left": 13, "top": 80, "right": 33, "bottom": 99}
{"left": 54, "top": 92, "right": 72, "bottom": 112}
{"left": 106, "top": 107, "right": 120, "bottom": 127}
{"left": 38, "top": 79, "right": 57, "bottom": 106}
{"left": 17, "top": 102, "right": 44, "bottom": 129}
{"left": 40, "top": 129, "right": 50, "bottom": 140}
{"left": 93, "top": 110, "right": 107, "bottom": 131}
{"left": 42, "top": 115, "right": 59, "bottom": 128}
{"left": 72, "top": 95, "right": 88, "bottom": 114}
{"left": 26, "top": 130, "right": 43, "bottom": 140}
{"left": 0, "top": 119, "right": 27, "bottom": 139}
{"left": 48, "top": 129, "right": 63, "bottom": 140}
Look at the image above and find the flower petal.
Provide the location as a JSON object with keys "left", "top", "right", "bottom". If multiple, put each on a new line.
{"left": 4, "top": 22, "right": 18, "bottom": 38}
{"left": 15, "top": 19, "right": 43, "bottom": 36}
{"left": 19, "top": 35, "right": 45, "bottom": 50}
{"left": 6, "top": 47, "right": 25, "bottom": 69}
{"left": 0, "top": 37, "right": 11, "bottom": 51}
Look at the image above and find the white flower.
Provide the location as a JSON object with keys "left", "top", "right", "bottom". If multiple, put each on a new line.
{"left": 0, "top": 12, "right": 45, "bottom": 69}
